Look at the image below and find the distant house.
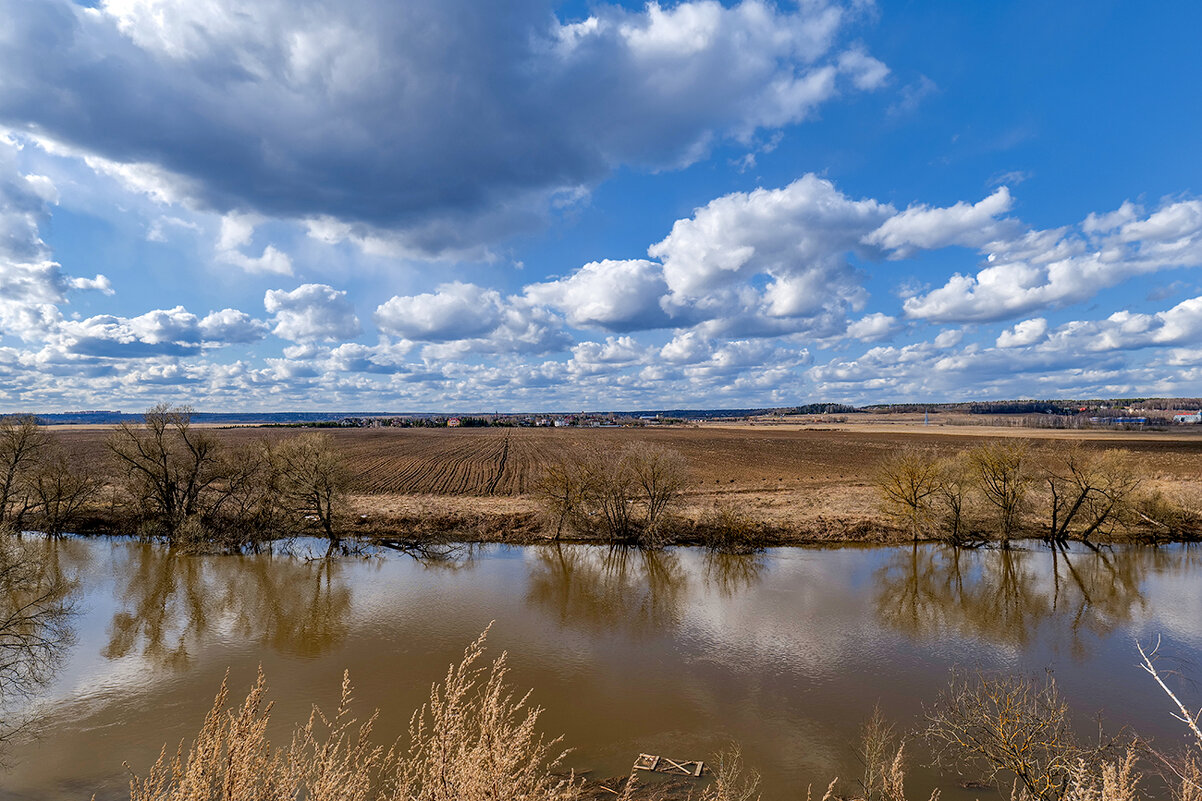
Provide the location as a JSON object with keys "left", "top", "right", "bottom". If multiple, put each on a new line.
{"left": 447, "top": 417, "right": 461, "bottom": 427}
{"left": 1174, "top": 411, "right": 1202, "bottom": 424}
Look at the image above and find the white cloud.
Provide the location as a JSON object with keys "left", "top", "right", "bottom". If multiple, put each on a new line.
{"left": 864, "top": 187, "right": 1017, "bottom": 257}
{"left": 525, "top": 259, "right": 671, "bottom": 331}
{"left": 570, "top": 336, "right": 647, "bottom": 375}
{"left": 199, "top": 308, "right": 268, "bottom": 344}
{"left": 996, "top": 317, "right": 1048, "bottom": 348}
{"left": 264, "top": 283, "right": 361, "bottom": 342}
{"left": 902, "top": 197, "right": 1202, "bottom": 323}
{"left": 375, "top": 282, "right": 504, "bottom": 342}
{"left": 847, "top": 312, "right": 899, "bottom": 342}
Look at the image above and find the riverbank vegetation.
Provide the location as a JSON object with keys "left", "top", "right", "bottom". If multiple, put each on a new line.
{"left": 873, "top": 442, "right": 1199, "bottom": 547}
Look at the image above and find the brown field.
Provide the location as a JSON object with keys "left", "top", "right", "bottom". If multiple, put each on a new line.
{"left": 55, "top": 422, "right": 1202, "bottom": 495}
{"left": 52, "top": 421, "right": 1202, "bottom": 543}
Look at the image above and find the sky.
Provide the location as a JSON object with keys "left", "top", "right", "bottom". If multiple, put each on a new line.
{"left": 1, "top": 0, "right": 1201, "bottom": 413}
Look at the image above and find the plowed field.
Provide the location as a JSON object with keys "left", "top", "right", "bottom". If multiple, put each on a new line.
{"left": 51, "top": 423, "right": 1202, "bottom": 498}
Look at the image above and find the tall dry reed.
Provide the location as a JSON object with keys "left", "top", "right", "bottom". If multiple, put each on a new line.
{"left": 126, "top": 630, "right": 578, "bottom": 801}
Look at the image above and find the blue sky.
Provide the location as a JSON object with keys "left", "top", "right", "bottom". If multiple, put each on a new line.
{"left": 1, "top": 0, "right": 1200, "bottom": 412}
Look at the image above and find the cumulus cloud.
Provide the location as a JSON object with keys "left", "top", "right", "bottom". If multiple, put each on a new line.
{"left": 642, "top": 174, "right": 889, "bottom": 336}
{"left": 264, "top": 283, "right": 361, "bottom": 342}
{"left": 1040, "top": 296, "right": 1202, "bottom": 354}
{"left": 902, "top": 198, "right": 1202, "bottom": 323}
{"left": 525, "top": 259, "right": 671, "bottom": 331}
{"left": 0, "top": 0, "right": 885, "bottom": 256}
{"left": 56, "top": 305, "right": 266, "bottom": 358}
{"left": 996, "top": 317, "right": 1048, "bottom": 348}
{"left": 864, "top": 186, "right": 1018, "bottom": 257}
{"left": 847, "top": 312, "right": 899, "bottom": 342}
{"left": 569, "top": 336, "right": 647, "bottom": 375}
{"left": 199, "top": 308, "right": 269, "bottom": 344}
{"left": 375, "top": 282, "right": 505, "bottom": 342}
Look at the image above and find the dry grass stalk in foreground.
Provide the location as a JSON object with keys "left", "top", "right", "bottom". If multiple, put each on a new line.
{"left": 127, "top": 630, "right": 578, "bottom": 801}
{"left": 395, "top": 628, "right": 577, "bottom": 801}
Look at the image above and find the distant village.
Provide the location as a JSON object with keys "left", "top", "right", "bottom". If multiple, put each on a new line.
{"left": 325, "top": 412, "right": 691, "bottom": 429}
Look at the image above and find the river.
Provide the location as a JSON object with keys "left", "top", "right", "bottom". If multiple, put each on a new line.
{"left": 1, "top": 539, "right": 1200, "bottom": 800}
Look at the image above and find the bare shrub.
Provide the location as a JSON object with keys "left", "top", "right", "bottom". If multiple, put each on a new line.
{"left": 875, "top": 448, "right": 942, "bottom": 539}
{"left": 626, "top": 443, "right": 687, "bottom": 544}
{"left": 582, "top": 449, "right": 639, "bottom": 544}
{"left": 1129, "top": 490, "right": 1202, "bottom": 542}
{"left": 1043, "top": 446, "right": 1140, "bottom": 543}
{"left": 534, "top": 444, "right": 687, "bottom": 547}
{"left": 969, "top": 441, "right": 1033, "bottom": 543}
{"left": 934, "top": 453, "right": 976, "bottom": 544}
{"left": 701, "top": 501, "right": 768, "bottom": 553}
{"left": 923, "top": 671, "right": 1110, "bottom": 801}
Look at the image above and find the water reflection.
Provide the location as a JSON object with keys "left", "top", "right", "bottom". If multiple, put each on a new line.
{"left": 104, "top": 544, "right": 354, "bottom": 664}
{"left": 526, "top": 545, "right": 688, "bottom": 632}
{"left": 526, "top": 545, "right": 768, "bottom": 632}
{"left": 702, "top": 550, "right": 767, "bottom": 598}
{"left": 873, "top": 543, "right": 1165, "bottom": 654}
{"left": 0, "top": 536, "right": 80, "bottom": 743}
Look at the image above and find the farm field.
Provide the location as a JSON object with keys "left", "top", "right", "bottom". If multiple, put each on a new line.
{"left": 54, "top": 421, "right": 1202, "bottom": 499}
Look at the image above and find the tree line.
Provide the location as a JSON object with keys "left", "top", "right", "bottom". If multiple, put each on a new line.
{"left": 0, "top": 405, "right": 351, "bottom": 552}
{"left": 874, "top": 440, "right": 1198, "bottom": 545}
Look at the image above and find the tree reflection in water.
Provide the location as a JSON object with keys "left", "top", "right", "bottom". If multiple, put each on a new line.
{"left": 527, "top": 545, "right": 767, "bottom": 632}
{"left": 873, "top": 543, "right": 1172, "bottom": 655}
{"left": 526, "top": 545, "right": 688, "bottom": 633}
{"left": 0, "top": 536, "right": 80, "bottom": 747}
{"left": 703, "top": 550, "right": 766, "bottom": 599}
{"left": 102, "top": 540, "right": 483, "bottom": 667}
{"left": 103, "top": 544, "right": 356, "bottom": 665}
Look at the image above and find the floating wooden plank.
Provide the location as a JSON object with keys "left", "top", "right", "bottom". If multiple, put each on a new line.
{"left": 633, "top": 753, "right": 705, "bottom": 777}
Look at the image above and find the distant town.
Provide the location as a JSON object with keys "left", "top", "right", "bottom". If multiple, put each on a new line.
{"left": 23, "top": 397, "right": 1202, "bottom": 429}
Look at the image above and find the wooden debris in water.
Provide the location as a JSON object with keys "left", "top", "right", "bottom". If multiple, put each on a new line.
{"left": 633, "top": 753, "right": 706, "bottom": 777}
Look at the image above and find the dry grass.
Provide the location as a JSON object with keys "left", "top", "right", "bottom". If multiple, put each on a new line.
{"left": 126, "top": 629, "right": 579, "bottom": 801}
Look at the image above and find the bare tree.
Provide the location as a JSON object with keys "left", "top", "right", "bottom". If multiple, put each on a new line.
{"left": 970, "top": 441, "right": 1032, "bottom": 544}
{"left": 531, "top": 455, "right": 589, "bottom": 541}
{"left": 626, "top": 443, "right": 687, "bottom": 545}
{"left": 584, "top": 451, "right": 639, "bottom": 544}
{"left": 934, "top": 453, "right": 975, "bottom": 544}
{"left": 875, "top": 447, "right": 942, "bottom": 539}
{"left": 0, "top": 416, "right": 49, "bottom": 528}
{"left": 27, "top": 448, "right": 100, "bottom": 536}
{"left": 107, "top": 404, "right": 226, "bottom": 538}
{"left": 274, "top": 433, "right": 350, "bottom": 552}
{"left": 1044, "top": 445, "right": 1140, "bottom": 543}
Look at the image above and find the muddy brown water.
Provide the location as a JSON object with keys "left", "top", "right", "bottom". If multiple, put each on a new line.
{"left": 2, "top": 539, "right": 1200, "bottom": 800}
